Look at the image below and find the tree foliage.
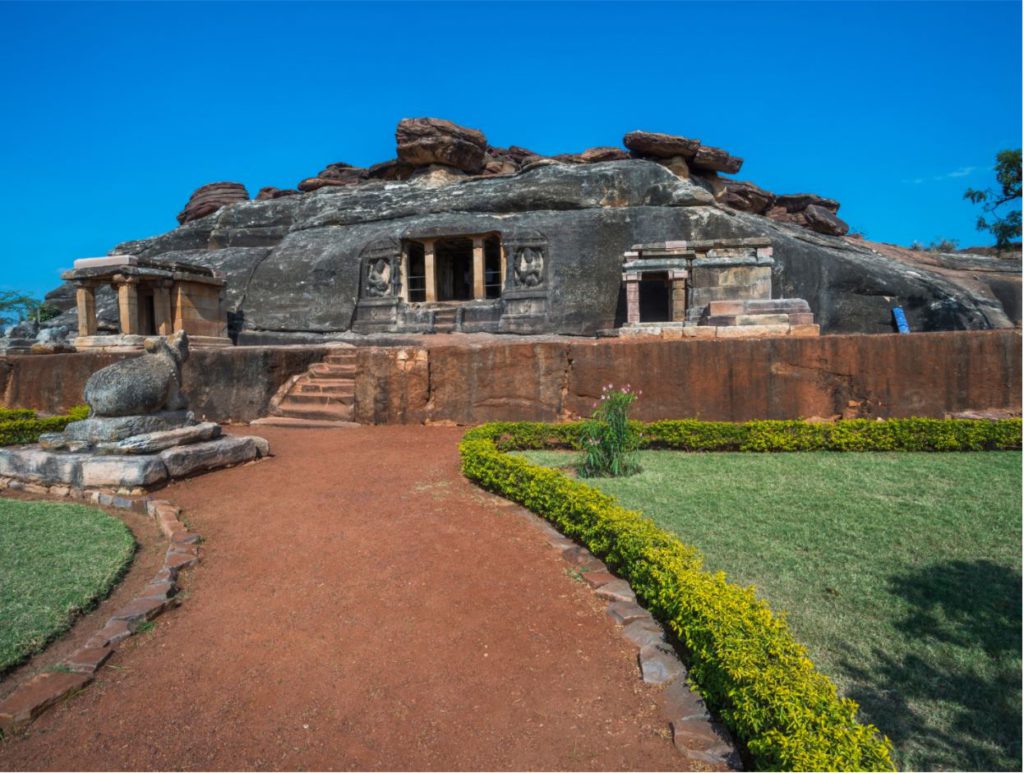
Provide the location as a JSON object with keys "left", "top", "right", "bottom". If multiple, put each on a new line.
{"left": 964, "top": 148, "right": 1022, "bottom": 249}
{"left": 0, "top": 291, "right": 60, "bottom": 327}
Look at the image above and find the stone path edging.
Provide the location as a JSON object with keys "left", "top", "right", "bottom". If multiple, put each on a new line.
{"left": 506, "top": 502, "right": 744, "bottom": 770}
{"left": 0, "top": 480, "right": 200, "bottom": 735}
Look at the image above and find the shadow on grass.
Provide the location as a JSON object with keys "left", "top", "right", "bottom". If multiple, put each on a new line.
{"left": 840, "top": 559, "right": 1022, "bottom": 771}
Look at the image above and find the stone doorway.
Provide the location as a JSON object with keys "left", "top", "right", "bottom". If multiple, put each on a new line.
{"left": 435, "top": 237, "right": 474, "bottom": 302}
{"left": 638, "top": 272, "right": 672, "bottom": 322}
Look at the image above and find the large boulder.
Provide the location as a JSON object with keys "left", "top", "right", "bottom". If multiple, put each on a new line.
{"left": 176, "top": 182, "right": 249, "bottom": 225}
{"left": 775, "top": 193, "right": 840, "bottom": 213}
{"left": 45, "top": 159, "right": 1019, "bottom": 340}
{"left": 297, "top": 162, "right": 365, "bottom": 192}
{"left": 803, "top": 204, "right": 850, "bottom": 236}
{"left": 720, "top": 180, "right": 775, "bottom": 214}
{"left": 623, "top": 131, "right": 701, "bottom": 159}
{"left": 690, "top": 145, "right": 743, "bottom": 175}
{"left": 396, "top": 117, "right": 488, "bottom": 174}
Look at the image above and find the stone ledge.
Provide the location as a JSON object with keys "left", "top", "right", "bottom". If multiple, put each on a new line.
{"left": 0, "top": 485, "right": 202, "bottom": 735}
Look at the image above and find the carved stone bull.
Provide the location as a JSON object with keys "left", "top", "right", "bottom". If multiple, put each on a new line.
{"left": 84, "top": 331, "right": 190, "bottom": 417}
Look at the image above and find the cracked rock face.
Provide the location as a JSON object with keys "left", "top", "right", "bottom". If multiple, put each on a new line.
{"left": 43, "top": 159, "right": 1020, "bottom": 337}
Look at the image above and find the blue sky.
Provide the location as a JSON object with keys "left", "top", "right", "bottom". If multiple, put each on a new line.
{"left": 0, "top": 0, "right": 1020, "bottom": 297}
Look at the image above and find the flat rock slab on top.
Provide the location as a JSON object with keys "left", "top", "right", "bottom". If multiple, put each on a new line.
{"left": 0, "top": 434, "right": 268, "bottom": 489}
{"left": 59, "top": 411, "right": 194, "bottom": 443}
{"left": 94, "top": 422, "right": 222, "bottom": 455}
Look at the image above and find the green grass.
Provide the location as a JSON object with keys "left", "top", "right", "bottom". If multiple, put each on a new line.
{"left": 0, "top": 499, "right": 135, "bottom": 674}
{"left": 523, "top": 450, "right": 1022, "bottom": 771}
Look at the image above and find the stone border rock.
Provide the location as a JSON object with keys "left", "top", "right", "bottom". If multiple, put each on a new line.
{"left": 505, "top": 503, "right": 743, "bottom": 770}
{"left": 0, "top": 481, "right": 200, "bottom": 735}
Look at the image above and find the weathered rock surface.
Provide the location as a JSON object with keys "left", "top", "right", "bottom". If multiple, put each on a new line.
{"left": 256, "top": 186, "right": 300, "bottom": 200}
{"left": 41, "top": 156, "right": 1020, "bottom": 338}
{"left": 623, "top": 130, "right": 701, "bottom": 159}
{"left": 177, "top": 182, "right": 249, "bottom": 225}
{"left": 803, "top": 203, "right": 850, "bottom": 236}
{"left": 719, "top": 180, "right": 775, "bottom": 214}
{"left": 396, "top": 117, "right": 487, "bottom": 173}
{"left": 776, "top": 192, "right": 840, "bottom": 213}
{"left": 93, "top": 422, "right": 222, "bottom": 455}
{"left": 62, "top": 411, "right": 194, "bottom": 443}
{"left": 691, "top": 145, "right": 743, "bottom": 174}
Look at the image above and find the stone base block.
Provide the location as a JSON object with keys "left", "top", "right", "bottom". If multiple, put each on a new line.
{"left": 0, "top": 434, "right": 269, "bottom": 490}
{"left": 94, "top": 422, "right": 222, "bottom": 455}
{"left": 63, "top": 412, "right": 194, "bottom": 443}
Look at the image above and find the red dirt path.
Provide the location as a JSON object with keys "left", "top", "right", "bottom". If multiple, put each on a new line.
{"left": 0, "top": 426, "right": 683, "bottom": 771}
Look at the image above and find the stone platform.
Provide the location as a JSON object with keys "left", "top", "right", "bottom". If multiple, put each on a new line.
{"left": 0, "top": 421, "right": 269, "bottom": 491}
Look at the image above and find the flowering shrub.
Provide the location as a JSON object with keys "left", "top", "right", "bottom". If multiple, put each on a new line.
{"left": 577, "top": 384, "right": 642, "bottom": 477}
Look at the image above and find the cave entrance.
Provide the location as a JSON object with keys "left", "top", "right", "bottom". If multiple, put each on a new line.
{"left": 639, "top": 272, "right": 672, "bottom": 322}
{"left": 435, "top": 237, "right": 474, "bottom": 302}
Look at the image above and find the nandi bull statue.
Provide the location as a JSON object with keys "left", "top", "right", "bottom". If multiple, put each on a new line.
{"left": 85, "top": 330, "right": 190, "bottom": 417}
{"left": 0, "top": 330, "right": 269, "bottom": 490}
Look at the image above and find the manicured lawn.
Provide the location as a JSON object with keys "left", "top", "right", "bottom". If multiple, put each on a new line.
{"left": 0, "top": 499, "right": 135, "bottom": 674}
{"left": 524, "top": 450, "right": 1022, "bottom": 771}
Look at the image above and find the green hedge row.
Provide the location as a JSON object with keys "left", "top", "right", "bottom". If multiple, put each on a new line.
{"left": 0, "top": 408, "right": 36, "bottom": 422}
{"left": 0, "top": 405, "right": 89, "bottom": 446}
{"left": 468, "top": 417, "right": 1022, "bottom": 453}
{"left": 460, "top": 428, "right": 901, "bottom": 771}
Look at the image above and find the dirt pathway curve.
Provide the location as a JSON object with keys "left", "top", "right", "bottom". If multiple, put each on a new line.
{"left": 0, "top": 427, "right": 682, "bottom": 771}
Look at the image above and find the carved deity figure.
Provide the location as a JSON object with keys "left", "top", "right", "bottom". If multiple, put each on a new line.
{"left": 365, "top": 257, "right": 393, "bottom": 297}
{"left": 83, "top": 331, "right": 190, "bottom": 417}
{"left": 513, "top": 246, "right": 544, "bottom": 288}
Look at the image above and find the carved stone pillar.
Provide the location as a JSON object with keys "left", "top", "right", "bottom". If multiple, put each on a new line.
{"left": 670, "top": 270, "right": 688, "bottom": 322}
{"left": 399, "top": 245, "right": 409, "bottom": 302}
{"left": 154, "top": 283, "right": 173, "bottom": 336}
{"left": 75, "top": 284, "right": 97, "bottom": 337}
{"left": 624, "top": 273, "right": 641, "bottom": 325}
{"left": 115, "top": 277, "right": 139, "bottom": 335}
{"left": 423, "top": 239, "right": 436, "bottom": 303}
{"left": 472, "top": 237, "right": 485, "bottom": 300}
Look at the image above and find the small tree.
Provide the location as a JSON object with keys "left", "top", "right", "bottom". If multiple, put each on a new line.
{"left": 964, "top": 148, "right": 1022, "bottom": 250}
{"left": 0, "top": 292, "right": 61, "bottom": 327}
{"left": 577, "top": 384, "right": 642, "bottom": 478}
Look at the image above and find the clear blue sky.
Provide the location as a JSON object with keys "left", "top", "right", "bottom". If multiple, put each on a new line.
{"left": 1, "top": 1, "right": 1020, "bottom": 298}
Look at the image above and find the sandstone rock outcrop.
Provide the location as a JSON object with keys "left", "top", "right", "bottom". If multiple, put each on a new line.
{"left": 176, "top": 182, "right": 249, "bottom": 225}
{"left": 396, "top": 117, "right": 488, "bottom": 174}
{"left": 256, "top": 187, "right": 300, "bottom": 200}
{"left": 720, "top": 180, "right": 775, "bottom": 214}
{"left": 623, "top": 131, "right": 701, "bottom": 159}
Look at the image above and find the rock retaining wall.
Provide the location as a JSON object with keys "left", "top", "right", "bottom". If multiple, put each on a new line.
{"left": 0, "top": 346, "right": 327, "bottom": 422}
{"left": 1, "top": 332, "right": 1019, "bottom": 425}
{"left": 353, "top": 331, "right": 1021, "bottom": 424}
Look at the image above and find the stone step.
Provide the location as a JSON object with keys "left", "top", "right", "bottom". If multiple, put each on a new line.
{"left": 309, "top": 363, "right": 356, "bottom": 378}
{"left": 294, "top": 381, "right": 355, "bottom": 396}
{"left": 251, "top": 416, "right": 359, "bottom": 429}
{"left": 323, "top": 352, "right": 357, "bottom": 365}
{"left": 272, "top": 403, "right": 355, "bottom": 422}
{"left": 279, "top": 393, "right": 354, "bottom": 407}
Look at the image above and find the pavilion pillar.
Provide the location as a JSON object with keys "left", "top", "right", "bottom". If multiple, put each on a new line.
{"left": 670, "top": 270, "right": 688, "bottom": 322}
{"left": 154, "top": 283, "right": 173, "bottom": 336}
{"left": 624, "top": 273, "right": 641, "bottom": 325}
{"left": 75, "top": 285, "right": 97, "bottom": 337}
{"left": 423, "top": 239, "right": 437, "bottom": 303}
{"left": 472, "top": 237, "right": 485, "bottom": 300}
{"left": 116, "top": 277, "right": 139, "bottom": 335}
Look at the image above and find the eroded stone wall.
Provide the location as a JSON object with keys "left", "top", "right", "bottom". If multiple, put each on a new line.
{"left": 353, "top": 331, "right": 1021, "bottom": 424}
{"left": 0, "top": 347, "right": 327, "bottom": 422}
{"left": 1, "top": 332, "right": 1019, "bottom": 425}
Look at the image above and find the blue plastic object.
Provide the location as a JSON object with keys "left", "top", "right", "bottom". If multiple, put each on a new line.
{"left": 892, "top": 307, "right": 910, "bottom": 334}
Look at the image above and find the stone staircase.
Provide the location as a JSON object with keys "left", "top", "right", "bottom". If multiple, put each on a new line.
{"left": 432, "top": 306, "right": 458, "bottom": 333}
{"left": 265, "top": 346, "right": 357, "bottom": 424}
